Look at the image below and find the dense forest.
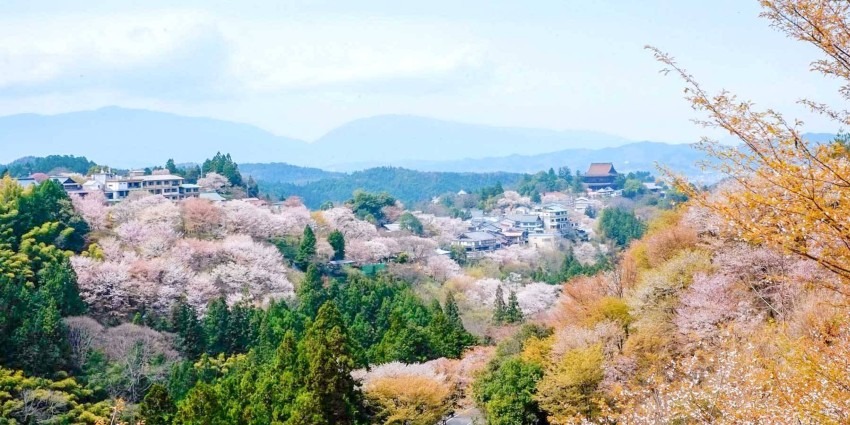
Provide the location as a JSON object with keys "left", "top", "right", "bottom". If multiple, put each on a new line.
{"left": 258, "top": 166, "right": 525, "bottom": 208}
{"left": 1, "top": 155, "right": 97, "bottom": 177}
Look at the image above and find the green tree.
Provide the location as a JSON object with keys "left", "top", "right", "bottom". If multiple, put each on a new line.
{"left": 141, "top": 383, "right": 177, "bottom": 425}
{"left": 622, "top": 178, "right": 646, "bottom": 198}
{"left": 328, "top": 230, "right": 346, "bottom": 261}
{"left": 166, "top": 158, "right": 179, "bottom": 174}
{"left": 298, "top": 265, "right": 327, "bottom": 318}
{"left": 493, "top": 285, "right": 507, "bottom": 325}
{"left": 203, "top": 298, "right": 231, "bottom": 355}
{"left": 170, "top": 298, "right": 206, "bottom": 359}
{"left": 598, "top": 207, "right": 645, "bottom": 247}
{"left": 398, "top": 212, "right": 424, "bottom": 235}
{"left": 505, "top": 290, "right": 523, "bottom": 324}
{"left": 300, "top": 302, "right": 360, "bottom": 424}
{"left": 473, "top": 358, "right": 545, "bottom": 425}
{"left": 296, "top": 225, "right": 317, "bottom": 270}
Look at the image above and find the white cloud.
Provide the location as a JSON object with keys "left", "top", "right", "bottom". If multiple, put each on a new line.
{"left": 0, "top": 10, "right": 491, "bottom": 98}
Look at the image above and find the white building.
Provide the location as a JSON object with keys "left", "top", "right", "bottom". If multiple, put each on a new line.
{"left": 90, "top": 171, "right": 200, "bottom": 202}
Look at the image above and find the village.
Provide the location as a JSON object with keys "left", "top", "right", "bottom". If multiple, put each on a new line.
{"left": 11, "top": 162, "right": 665, "bottom": 269}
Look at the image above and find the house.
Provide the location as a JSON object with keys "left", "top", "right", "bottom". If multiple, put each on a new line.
{"left": 535, "top": 204, "right": 572, "bottom": 232}
{"left": 574, "top": 197, "right": 591, "bottom": 212}
{"left": 13, "top": 177, "right": 37, "bottom": 189}
{"left": 90, "top": 172, "right": 200, "bottom": 202}
{"left": 199, "top": 192, "right": 227, "bottom": 203}
{"left": 452, "top": 231, "right": 501, "bottom": 254}
{"left": 501, "top": 214, "right": 544, "bottom": 232}
{"left": 500, "top": 228, "right": 526, "bottom": 245}
{"left": 528, "top": 231, "right": 559, "bottom": 249}
{"left": 583, "top": 163, "right": 619, "bottom": 189}
{"left": 643, "top": 182, "right": 663, "bottom": 192}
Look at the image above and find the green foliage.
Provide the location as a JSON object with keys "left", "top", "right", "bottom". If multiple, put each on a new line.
{"left": 397, "top": 211, "right": 424, "bottom": 235}
{"left": 493, "top": 285, "right": 507, "bottom": 324}
{"left": 533, "top": 249, "right": 612, "bottom": 284}
{"left": 170, "top": 298, "right": 206, "bottom": 359}
{"left": 328, "top": 230, "right": 346, "bottom": 261}
{"left": 142, "top": 383, "right": 177, "bottom": 425}
{"left": 296, "top": 225, "right": 317, "bottom": 270}
{"left": 258, "top": 167, "right": 524, "bottom": 209}
{"left": 474, "top": 358, "right": 545, "bottom": 425}
{"left": 3, "top": 155, "right": 97, "bottom": 177}
{"left": 622, "top": 178, "right": 646, "bottom": 198}
{"left": 505, "top": 291, "right": 523, "bottom": 324}
{"left": 0, "top": 177, "right": 87, "bottom": 376}
{"left": 598, "top": 207, "right": 646, "bottom": 247}
{"left": 0, "top": 367, "right": 112, "bottom": 423}
{"left": 202, "top": 152, "right": 244, "bottom": 187}
{"left": 298, "top": 265, "right": 327, "bottom": 318}
{"left": 346, "top": 190, "right": 396, "bottom": 223}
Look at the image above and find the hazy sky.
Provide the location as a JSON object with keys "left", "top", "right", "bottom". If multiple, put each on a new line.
{"left": 0, "top": 1, "right": 842, "bottom": 142}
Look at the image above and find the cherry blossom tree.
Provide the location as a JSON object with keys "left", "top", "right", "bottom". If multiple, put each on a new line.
{"left": 197, "top": 172, "right": 230, "bottom": 192}
{"left": 70, "top": 191, "right": 110, "bottom": 231}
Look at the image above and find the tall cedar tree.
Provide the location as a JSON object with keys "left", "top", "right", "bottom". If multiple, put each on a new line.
{"left": 298, "top": 302, "right": 360, "bottom": 424}
{"left": 493, "top": 285, "right": 507, "bottom": 324}
{"left": 328, "top": 230, "right": 346, "bottom": 261}
{"left": 505, "top": 290, "right": 523, "bottom": 324}
{"left": 169, "top": 298, "right": 206, "bottom": 359}
{"left": 298, "top": 265, "right": 327, "bottom": 318}
{"left": 296, "top": 225, "right": 317, "bottom": 270}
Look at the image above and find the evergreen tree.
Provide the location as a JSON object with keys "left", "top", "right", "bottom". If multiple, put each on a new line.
{"left": 166, "top": 158, "right": 179, "bottom": 174}
{"left": 301, "top": 302, "right": 360, "bottom": 424}
{"left": 203, "top": 298, "right": 231, "bottom": 355}
{"left": 328, "top": 230, "right": 345, "bottom": 261}
{"left": 398, "top": 212, "right": 424, "bottom": 235}
{"left": 141, "top": 383, "right": 177, "bottom": 425}
{"left": 506, "top": 290, "right": 523, "bottom": 324}
{"left": 296, "top": 225, "right": 317, "bottom": 270}
{"left": 298, "top": 265, "right": 327, "bottom": 318}
{"left": 493, "top": 285, "right": 507, "bottom": 324}
{"left": 170, "top": 298, "right": 206, "bottom": 359}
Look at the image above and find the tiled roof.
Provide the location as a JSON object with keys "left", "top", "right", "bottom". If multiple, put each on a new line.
{"left": 585, "top": 162, "right": 618, "bottom": 177}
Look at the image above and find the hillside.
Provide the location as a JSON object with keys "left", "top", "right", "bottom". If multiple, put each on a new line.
{"left": 239, "top": 162, "right": 341, "bottom": 184}
{"left": 393, "top": 141, "right": 710, "bottom": 176}
{"left": 258, "top": 166, "right": 525, "bottom": 208}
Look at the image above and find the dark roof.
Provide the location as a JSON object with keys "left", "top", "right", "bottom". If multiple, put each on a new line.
{"left": 585, "top": 163, "right": 618, "bottom": 177}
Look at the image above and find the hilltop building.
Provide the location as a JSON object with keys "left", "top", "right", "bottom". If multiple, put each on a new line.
{"left": 582, "top": 162, "right": 619, "bottom": 189}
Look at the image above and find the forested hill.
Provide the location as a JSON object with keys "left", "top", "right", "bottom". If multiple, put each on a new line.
{"left": 258, "top": 166, "right": 524, "bottom": 208}
{"left": 240, "top": 162, "right": 341, "bottom": 184}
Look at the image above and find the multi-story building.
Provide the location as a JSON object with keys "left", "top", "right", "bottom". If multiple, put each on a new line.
{"left": 535, "top": 204, "right": 571, "bottom": 232}
{"left": 90, "top": 171, "right": 200, "bottom": 202}
{"left": 452, "top": 231, "right": 502, "bottom": 255}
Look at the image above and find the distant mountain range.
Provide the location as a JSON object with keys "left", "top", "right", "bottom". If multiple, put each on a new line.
{"left": 0, "top": 107, "right": 634, "bottom": 169}
{"left": 0, "top": 106, "right": 836, "bottom": 180}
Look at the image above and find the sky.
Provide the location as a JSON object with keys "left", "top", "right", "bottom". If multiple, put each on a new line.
{"left": 0, "top": 0, "right": 843, "bottom": 143}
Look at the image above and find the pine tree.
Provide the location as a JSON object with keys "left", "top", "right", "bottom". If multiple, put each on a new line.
{"left": 328, "top": 230, "right": 345, "bottom": 261}
{"left": 506, "top": 290, "right": 523, "bottom": 324}
{"left": 296, "top": 225, "right": 317, "bottom": 270}
{"left": 301, "top": 302, "right": 359, "bottom": 424}
{"left": 493, "top": 285, "right": 507, "bottom": 324}
{"left": 298, "top": 265, "right": 327, "bottom": 318}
